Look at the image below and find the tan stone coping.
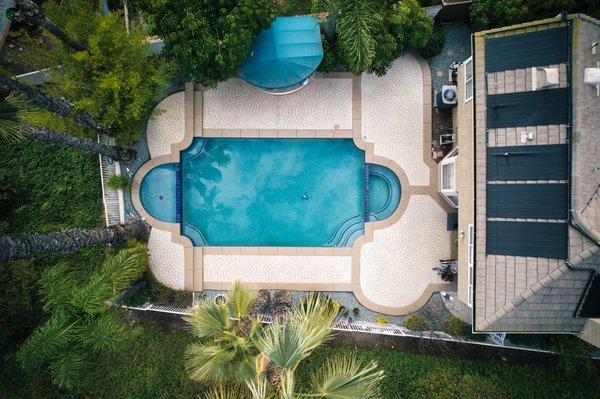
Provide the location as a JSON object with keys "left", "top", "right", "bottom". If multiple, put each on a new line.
{"left": 133, "top": 65, "right": 453, "bottom": 314}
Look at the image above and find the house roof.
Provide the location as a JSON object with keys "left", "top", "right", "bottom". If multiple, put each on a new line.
{"left": 472, "top": 14, "right": 600, "bottom": 333}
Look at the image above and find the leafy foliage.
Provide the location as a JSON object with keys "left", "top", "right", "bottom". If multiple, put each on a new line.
{"left": 470, "top": 0, "right": 600, "bottom": 30}
{"left": 44, "top": 3, "right": 169, "bottom": 145}
{"left": 336, "top": 0, "right": 380, "bottom": 74}
{"left": 0, "top": 93, "right": 33, "bottom": 141}
{"left": 185, "top": 284, "right": 382, "bottom": 398}
{"left": 404, "top": 314, "right": 429, "bottom": 331}
{"left": 106, "top": 174, "right": 131, "bottom": 191}
{"left": 16, "top": 246, "right": 148, "bottom": 390}
{"left": 319, "top": 0, "right": 445, "bottom": 76}
{"left": 149, "top": 0, "right": 275, "bottom": 88}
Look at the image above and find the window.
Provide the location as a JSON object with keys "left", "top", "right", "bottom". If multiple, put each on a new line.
{"left": 467, "top": 224, "right": 474, "bottom": 308}
{"left": 440, "top": 148, "right": 458, "bottom": 208}
{"left": 464, "top": 57, "right": 473, "bottom": 102}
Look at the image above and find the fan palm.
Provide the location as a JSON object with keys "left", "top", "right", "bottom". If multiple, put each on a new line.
{"left": 17, "top": 245, "right": 148, "bottom": 389}
{"left": 186, "top": 285, "right": 384, "bottom": 398}
{"left": 0, "top": 93, "right": 135, "bottom": 161}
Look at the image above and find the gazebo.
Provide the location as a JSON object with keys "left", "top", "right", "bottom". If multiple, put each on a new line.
{"left": 238, "top": 16, "right": 324, "bottom": 94}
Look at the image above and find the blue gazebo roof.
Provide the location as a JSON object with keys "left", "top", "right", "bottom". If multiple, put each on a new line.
{"left": 238, "top": 16, "right": 324, "bottom": 90}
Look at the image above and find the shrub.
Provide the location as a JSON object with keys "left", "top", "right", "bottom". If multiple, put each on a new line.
{"left": 149, "top": 0, "right": 274, "bottom": 88}
{"left": 413, "top": 369, "right": 502, "bottom": 399}
{"left": 106, "top": 175, "right": 130, "bottom": 191}
{"left": 442, "top": 315, "right": 471, "bottom": 336}
{"left": 376, "top": 315, "right": 389, "bottom": 325}
{"left": 46, "top": 3, "right": 169, "bottom": 145}
{"left": 318, "top": 35, "right": 340, "bottom": 72}
{"left": 404, "top": 314, "right": 429, "bottom": 331}
{"left": 470, "top": 0, "right": 600, "bottom": 30}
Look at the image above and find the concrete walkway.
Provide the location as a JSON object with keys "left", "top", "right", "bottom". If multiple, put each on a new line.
{"left": 139, "top": 55, "right": 453, "bottom": 313}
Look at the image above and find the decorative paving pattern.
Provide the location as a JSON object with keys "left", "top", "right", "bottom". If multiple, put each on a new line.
{"left": 147, "top": 228, "right": 184, "bottom": 290}
{"left": 203, "top": 254, "right": 352, "bottom": 287}
{"left": 146, "top": 92, "right": 185, "bottom": 157}
{"left": 361, "top": 57, "right": 430, "bottom": 186}
{"left": 203, "top": 78, "right": 352, "bottom": 130}
{"left": 360, "top": 195, "right": 452, "bottom": 308}
{"left": 138, "top": 55, "right": 453, "bottom": 313}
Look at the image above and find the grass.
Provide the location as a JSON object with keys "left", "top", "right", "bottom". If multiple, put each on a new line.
{"left": 2, "top": 325, "right": 598, "bottom": 398}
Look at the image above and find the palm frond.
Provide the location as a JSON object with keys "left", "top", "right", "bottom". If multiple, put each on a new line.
{"left": 185, "top": 301, "right": 232, "bottom": 338}
{"left": 79, "top": 312, "right": 137, "bottom": 352}
{"left": 246, "top": 375, "right": 269, "bottom": 399}
{"left": 0, "top": 93, "right": 33, "bottom": 141}
{"left": 309, "top": 354, "right": 384, "bottom": 399}
{"left": 48, "top": 348, "right": 89, "bottom": 390}
{"left": 17, "top": 312, "right": 78, "bottom": 371}
{"left": 256, "top": 322, "right": 305, "bottom": 371}
{"left": 336, "top": 0, "right": 380, "bottom": 74}
{"left": 72, "top": 246, "right": 147, "bottom": 313}
{"left": 293, "top": 293, "right": 338, "bottom": 352}
{"left": 185, "top": 341, "right": 237, "bottom": 384}
{"left": 203, "top": 386, "right": 248, "bottom": 399}
{"left": 39, "top": 262, "right": 78, "bottom": 313}
{"left": 99, "top": 245, "right": 148, "bottom": 292}
{"left": 278, "top": 369, "right": 295, "bottom": 399}
{"left": 228, "top": 279, "right": 256, "bottom": 319}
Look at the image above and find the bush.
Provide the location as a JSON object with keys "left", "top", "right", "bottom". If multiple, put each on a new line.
{"left": 106, "top": 174, "right": 130, "bottom": 191}
{"left": 442, "top": 315, "right": 471, "bottom": 336}
{"left": 404, "top": 314, "right": 430, "bottom": 331}
{"left": 376, "top": 315, "right": 389, "bottom": 325}
{"left": 46, "top": 3, "right": 169, "bottom": 145}
{"left": 149, "top": 0, "right": 274, "bottom": 88}
{"left": 318, "top": 35, "right": 340, "bottom": 72}
{"left": 413, "top": 369, "right": 502, "bottom": 399}
{"left": 470, "top": 0, "right": 600, "bottom": 30}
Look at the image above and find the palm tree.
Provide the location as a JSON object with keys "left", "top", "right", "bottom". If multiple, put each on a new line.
{"left": 185, "top": 283, "right": 384, "bottom": 398}
{"left": 17, "top": 245, "right": 148, "bottom": 389}
{"left": 0, "top": 93, "right": 135, "bottom": 161}
{"left": 273, "top": 290, "right": 292, "bottom": 322}
{"left": 0, "top": 219, "right": 149, "bottom": 263}
{"left": 7, "top": 0, "right": 87, "bottom": 52}
{"left": 0, "top": 75, "right": 111, "bottom": 135}
{"left": 313, "top": 0, "right": 381, "bottom": 75}
{"left": 336, "top": 0, "right": 380, "bottom": 75}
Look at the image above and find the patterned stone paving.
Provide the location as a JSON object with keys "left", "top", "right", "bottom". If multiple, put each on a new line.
{"left": 203, "top": 77, "right": 352, "bottom": 130}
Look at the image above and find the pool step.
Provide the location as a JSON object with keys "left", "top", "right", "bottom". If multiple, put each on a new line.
{"left": 324, "top": 213, "right": 364, "bottom": 247}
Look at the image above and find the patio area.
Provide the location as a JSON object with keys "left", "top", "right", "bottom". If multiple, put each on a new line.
{"left": 135, "top": 54, "right": 454, "bottom": 314}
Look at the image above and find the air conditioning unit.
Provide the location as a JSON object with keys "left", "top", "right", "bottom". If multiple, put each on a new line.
{"left": 436, "top": 85, "right": 457, "bottom": 108}
{"left": 532, "top": 67, "right": 559, "bottom": 90}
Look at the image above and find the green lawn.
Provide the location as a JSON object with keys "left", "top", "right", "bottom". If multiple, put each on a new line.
{"left": 2, "top": 325, "right": 598, "bottom": 399}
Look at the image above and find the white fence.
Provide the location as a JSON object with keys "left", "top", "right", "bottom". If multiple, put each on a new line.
{"left": 98, "top": 134, "right": 125, "bottom": 226}
{"left": 120, "top": 302, "right": 459, "bottom": 341}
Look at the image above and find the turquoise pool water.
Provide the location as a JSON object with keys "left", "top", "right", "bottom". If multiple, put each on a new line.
{"left": 139, "top": 138, "right": 402, "bottom": 247}
{"left": 140, "top": 163, "right": 177, "bottom": 223}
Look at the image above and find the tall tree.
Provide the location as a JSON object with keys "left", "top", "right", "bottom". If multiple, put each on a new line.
{"left": 149, "top": 0, "right": 274, "bottom": 88}
{"left": 0, "top": 219, "right": 149, "bottom": 263}
{"left": 0, "top": 75, "right": 111, "bottom": 135}
{"left": 7, "top": 0, "right": 87, "bottom": 52}
{"left": 0, "top": 94, "right": 136, "bottom": 161}
{"left": 17, "top": 245, "right": 148, "bottom": 389}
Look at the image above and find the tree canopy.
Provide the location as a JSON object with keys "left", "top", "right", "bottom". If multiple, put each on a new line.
{"left": 148, "top": 0, "right": 275, "bottom": 88}
{"left": 470, "top": 0, "right": 600, "bottom": 30}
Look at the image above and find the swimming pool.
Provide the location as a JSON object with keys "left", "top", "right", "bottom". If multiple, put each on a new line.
{"left": 140, "top": 138, "right": 401, "bottom": 247}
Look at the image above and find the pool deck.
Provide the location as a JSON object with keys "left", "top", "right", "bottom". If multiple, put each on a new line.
{"left": 132, "top": 54, "right": 454, "bottom": 315}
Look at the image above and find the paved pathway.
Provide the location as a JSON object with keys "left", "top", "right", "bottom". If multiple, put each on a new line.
{"left": 140, "top": 55, "right": 453, "bottom": 312}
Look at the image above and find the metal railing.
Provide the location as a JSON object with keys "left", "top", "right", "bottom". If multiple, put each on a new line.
{"left": 120, "top": 302, "right": 458, "bottom": 341}
{"left": 98, "top": 133, "right": 125, "bottom": 226}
